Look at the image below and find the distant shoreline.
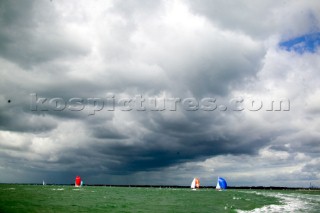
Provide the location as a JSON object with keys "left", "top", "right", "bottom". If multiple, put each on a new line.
{"left": 1, "top": 183, "right": 319, "bottom": 190}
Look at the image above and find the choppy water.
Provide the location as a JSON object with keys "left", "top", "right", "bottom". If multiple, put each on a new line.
{"left": 0, "top": 185, "right": 319, "bottom": 212}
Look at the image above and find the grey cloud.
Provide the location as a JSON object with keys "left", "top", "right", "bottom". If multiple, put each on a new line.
{"left": 0, "top": 0, "right": 319, "bottom": 186}
{"left": 269, "top": 130, "right": 320, "bottom": 155}
{"left": 185, "top": 0, "right": 283, "bottom": 37}
{"left": 89, "top": 120, "right": 128, "bottom": 140}
{"left": 185, "top": 0, "right": 320, "bottom": 39}
{"left": 0, "top": 103, "right": 57, "bottom": 133}
{"left": 0, "top": 0, "right": 90, "bottom": 68}
{"left": 78, "top": 109, "right": 271, "bottom": 175}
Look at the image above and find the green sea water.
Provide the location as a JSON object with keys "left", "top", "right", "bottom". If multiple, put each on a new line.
{"left": 0, "top": 185, "right": 319, "bottom": 212}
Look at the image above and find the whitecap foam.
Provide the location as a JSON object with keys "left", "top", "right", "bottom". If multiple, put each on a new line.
{"left": 236, "top": 191, "right": 319, "bottom": 213}
{"left": 3, "top": 188, "right": 15, "bottom": 190}
{"left": 52, "top": 188, "right": 64, "bottom": 191}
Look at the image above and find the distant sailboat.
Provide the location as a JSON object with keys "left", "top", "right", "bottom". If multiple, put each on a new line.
{"left": 191, "top": 178, "right": 200, "bottom": 190}
{"left": 216, "top": 177, "right": 227, "bottom": 191}
{"left": 42, "top": 180, "right": 46, "bottom": 186}
{"left": 75, "top": 176, "right": 82, "bottom": 187}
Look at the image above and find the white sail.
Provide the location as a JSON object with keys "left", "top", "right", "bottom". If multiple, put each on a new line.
{"left": 191, "top": 178, "right": 196, "bottom": 189}
{"left": 216, "top": 177, "right": 221, "bottom": 190}
{"left": 43, "top": 180, "right": 46, "bottom": 186}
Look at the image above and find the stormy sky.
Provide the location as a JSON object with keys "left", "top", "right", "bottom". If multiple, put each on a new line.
{"left": 1, "top": 0, "right": 320, "bottom": 187}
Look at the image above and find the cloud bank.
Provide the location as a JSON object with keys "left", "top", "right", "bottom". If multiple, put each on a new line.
{"left": 0, "top": 0, "right": 320, "bottom": 187}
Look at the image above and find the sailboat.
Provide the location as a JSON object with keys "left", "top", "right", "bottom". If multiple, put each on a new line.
{"left": 75, "top": 176, "right": 82, "bottom": 187}
{"left": 42, "top": 180, "right": 46, "bottom": 186}
{"left": 216, "top": 177, "right": 227, "bottom": 191}
{"left": 191, "top": 178, "right": 200, "bottom": 190}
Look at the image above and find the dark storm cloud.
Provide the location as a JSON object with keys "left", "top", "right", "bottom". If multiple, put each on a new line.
{"left": 92, "top": 137, "right": 256, "bottom": 173}
{"left": 78, "top": 109, "right": 272, "bottom": 175}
